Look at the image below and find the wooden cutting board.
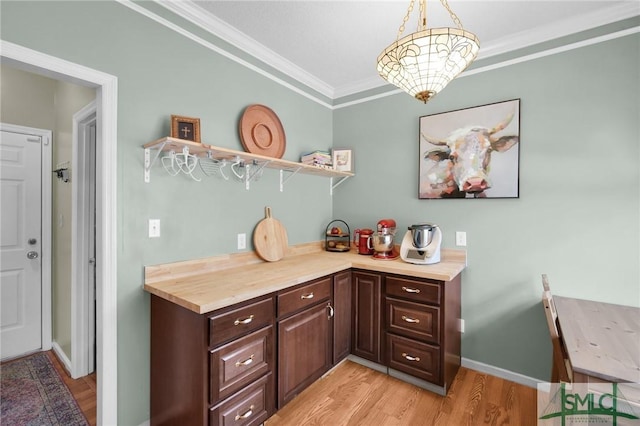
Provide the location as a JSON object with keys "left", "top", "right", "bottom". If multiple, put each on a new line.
{"left": 253, "top": 207, "right": 288, "bottom": 262}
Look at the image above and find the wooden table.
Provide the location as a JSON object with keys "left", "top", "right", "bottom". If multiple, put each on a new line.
{"left": 554, "top": 296, "right": 640, "bottom": 384}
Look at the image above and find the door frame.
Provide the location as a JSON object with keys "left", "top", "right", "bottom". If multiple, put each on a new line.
{"left": 0, "top": 40, "right": 119, "bottom": 425}
{"left": 0, "top": 122, "right": 53, "bottom": 356}
{"left": 71, "top": 101, "right": 97, "bottom": 379}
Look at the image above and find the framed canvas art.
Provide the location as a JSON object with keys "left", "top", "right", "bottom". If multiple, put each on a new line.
{"left": 419, "top": 99, "right": 520, "bottom": 199}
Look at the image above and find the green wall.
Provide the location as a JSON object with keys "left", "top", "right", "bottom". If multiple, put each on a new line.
{"left": 333, "top": 34, "right": 640, "bottom": 379}
{"left": 2, "top": 2, "right": 333, "bottom": 424}
{"left": 2, "top": 1, "right": 638, "bottom": 424}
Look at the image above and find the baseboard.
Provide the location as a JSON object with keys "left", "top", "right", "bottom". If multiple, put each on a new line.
{"left": 461, "top": 357, "right": 543, "bottom": 389}
{"left": 51, "top": 342, "right": 72, "bottom": 376}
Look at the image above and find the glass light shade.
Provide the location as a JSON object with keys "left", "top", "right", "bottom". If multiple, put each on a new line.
{"left": 377, "top": 27, "right": 480, "bottom": 103}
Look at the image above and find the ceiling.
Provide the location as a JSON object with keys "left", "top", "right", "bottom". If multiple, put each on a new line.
{"left": 158, "top": 1, "right": 638, "bottom": 100}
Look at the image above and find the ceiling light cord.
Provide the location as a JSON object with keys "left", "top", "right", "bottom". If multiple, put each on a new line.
{"left": 440, "top": 0, "right": 465, "bottom": 29}
{"left": 398, "top": 0, "right": 465, "bottom": 38}
{"left": 397, "top": 0, "right": 416, "bottom": 40}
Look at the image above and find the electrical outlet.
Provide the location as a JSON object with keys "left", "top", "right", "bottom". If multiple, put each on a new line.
{"left": 455, "top": 231, "right": 467, "bottom": 246}
{"left": 149, "top": 219, "right": 160, "bottom": 238}
{"left": 237, "top": 233, "right": 246, "bottom": 250}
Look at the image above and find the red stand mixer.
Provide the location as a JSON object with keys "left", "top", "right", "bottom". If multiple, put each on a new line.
{"left": 372, "top": 219, "right": 399, "bottom": 260}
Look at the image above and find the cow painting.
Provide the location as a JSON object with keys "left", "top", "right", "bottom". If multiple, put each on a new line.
{"left": 419, "top": 99, "right": 520, "bottom": 199}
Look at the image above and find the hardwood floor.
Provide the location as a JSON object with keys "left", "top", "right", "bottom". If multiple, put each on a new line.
{"left": 48, "top": 351, "right": 97, "bottom": 426}
{"left": 43, "top": 353, "right": 535, "bottom": 426}
{"left": 266, "top": 360, "right": 537, "bottom": 426}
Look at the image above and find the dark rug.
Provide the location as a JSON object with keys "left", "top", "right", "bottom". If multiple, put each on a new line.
{"left": 1, "top": 352, "right": 89, "bottom": 426}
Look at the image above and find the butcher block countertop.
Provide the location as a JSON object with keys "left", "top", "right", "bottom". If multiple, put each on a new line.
{"left": 144, "top": 243, "right": 466, "bottom": 314}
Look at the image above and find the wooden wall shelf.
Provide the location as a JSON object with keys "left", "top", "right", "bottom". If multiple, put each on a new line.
{"left": 143, "top": 137, "right": 353, "bottom": 194}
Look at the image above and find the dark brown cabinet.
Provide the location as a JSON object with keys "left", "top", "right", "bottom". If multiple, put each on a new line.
{"left": 332, "top": 271, "right": 352, "bottom": 363}
{"left": 277, "top": 276, "right": 333, "bottom": 408}
{"left": 351, "top": 270, "right": 382, "bottom": 363}
{"left": 278, "top": 301, "right": 332, "bottom": 407}
{"left": 384, "top": 273, "right": 461, "bottom": 392}
{"left": 150, "top": 266, "right": 462, "bottom": 425}
{"left": 150, "top": 294, "right": 276, "bottom": 426}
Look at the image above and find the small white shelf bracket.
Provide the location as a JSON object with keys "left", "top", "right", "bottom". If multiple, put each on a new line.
{"left": 245, "top": 160, "right": 270, "bottom": 190}
{"left": 330, "top": 176, "right": 350, "bottom": 196}
{"left": 279, "top": 167, "right": 302, "bottom": 192}
{"left": 144, "top": 141, "right": 168, "bottom": 183}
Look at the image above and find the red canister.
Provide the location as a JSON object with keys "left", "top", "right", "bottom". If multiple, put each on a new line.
{"left": 354, "top": 228, "right": 374, "bottom": 255}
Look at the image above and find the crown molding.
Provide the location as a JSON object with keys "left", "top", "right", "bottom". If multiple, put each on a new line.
{"left": 155, "top": 0, "right": 335, "bottom": 98}
{"left": 128, "top": 1, "right": 639, "bottom": 107}
{"left": 477, "top": 2, "right": 640, "bottom": 60}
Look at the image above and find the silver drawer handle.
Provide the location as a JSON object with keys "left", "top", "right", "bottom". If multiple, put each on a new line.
{"left": 235, "top": 405, "right": 254, "bottom": 421}
{"left": 402, "top": 286, "right": 420, "bottom": 294}
{"left": 401, "top": 315, "right": 420, "bottom": 324}
{"left": 300, "top": 292, "right": 314, "bottom": 300}
{"left": 235, "top": 355, "right": 254, "bottom": 367}
{"left": 233, "top": 315, "right": 254, "bottom": 326}
{"left": 402, "top": 352, "right": 421, "bottom": 362}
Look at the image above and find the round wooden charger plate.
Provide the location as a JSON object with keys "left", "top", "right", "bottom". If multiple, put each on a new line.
{"left": 239, "top": 104, "right": 286, "bottom": 158}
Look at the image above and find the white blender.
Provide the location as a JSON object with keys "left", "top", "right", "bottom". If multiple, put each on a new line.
{"left": 400, "top": 223, "right": 442, "bottom": 265}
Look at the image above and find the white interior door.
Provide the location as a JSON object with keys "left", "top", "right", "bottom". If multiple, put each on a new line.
{"left": 0, "top": 130, "right": 43, "bottom": 360}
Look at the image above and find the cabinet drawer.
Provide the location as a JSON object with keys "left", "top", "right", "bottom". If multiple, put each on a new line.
{"left": 386, "top": 276, "right": 441, "bottom": 305}
{"left": 277, "top": 277, "right": 331, "bottom": 318}
{"left": 386, "top": 297, "right": 440, "bottom": 344}
{"left": 386, "top": 333, "right": 441, "bottom": 385}
{"left": 209, "top": 297, "right": 274, "bottom": 347}
{"left": 210, "top": 326, "right": 274, "bottom": 404}
{"left": 209, "top": 373, "right": 273, "bottom": 426}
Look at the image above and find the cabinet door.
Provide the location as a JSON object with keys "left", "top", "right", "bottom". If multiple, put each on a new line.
{"left": 333, "top": 271, "right": 352, "bottom": 364}
{"left": 351, "top": 271, "right": 382, "bottom": 363}
{"left": 278, "top": 302, "right": 332, "bottom": 408}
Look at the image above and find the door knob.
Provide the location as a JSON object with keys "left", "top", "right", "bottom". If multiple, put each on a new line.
{"left": 27, "top": 251, "right": 39, "bottom": 259}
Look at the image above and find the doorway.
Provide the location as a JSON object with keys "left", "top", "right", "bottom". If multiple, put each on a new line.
{"left": 72, "top": 102, "right": 97, "bottom": 378}
{"left": 0, "top": 40, "right": 118, "bottom": 425}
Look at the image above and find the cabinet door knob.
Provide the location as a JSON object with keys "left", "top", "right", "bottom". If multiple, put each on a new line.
{"left": 233, "top": 315, "right": 254, "bottom": 326}
{"left": 401, "top": 352, "right": 421, "bottom": 362}
{"left": 235, "top": 405, "right": 254, "bottom": 421}
{"left": 402, "top": 286, "right": 420, "bottom": 294}
{"left": 235, "top": 355, "right": 254, "bottom": 367}
{"left": 300, "top": 292, "right": 314, "bottom": 300}
{"left": 401, "top": 315, "right": 420, "bottom": 324}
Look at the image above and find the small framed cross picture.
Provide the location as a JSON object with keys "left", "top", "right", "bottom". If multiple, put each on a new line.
{"left": 171, "top": 115, "right": 201, "bottom": 143}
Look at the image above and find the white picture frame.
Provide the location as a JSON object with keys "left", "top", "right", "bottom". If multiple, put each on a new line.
{"left": 332, "top": 149, "right": 353, "bottom": 172}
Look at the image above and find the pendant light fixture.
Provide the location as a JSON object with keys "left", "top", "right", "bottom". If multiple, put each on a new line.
{"left": 377, "top": 0, "right": 480, "bottom": 103}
